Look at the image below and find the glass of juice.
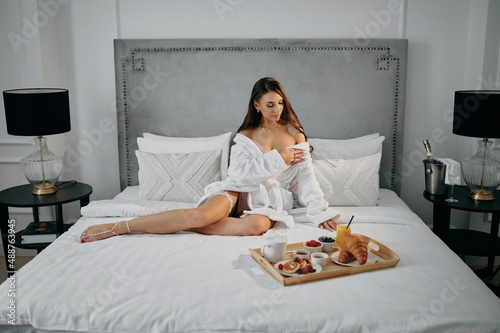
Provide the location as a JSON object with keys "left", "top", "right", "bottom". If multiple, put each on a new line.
{"left": 336, "top": 225, "right": 351, "bottom": 249}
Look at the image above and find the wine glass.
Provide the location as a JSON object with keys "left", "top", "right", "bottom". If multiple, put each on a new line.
{"left": 445, "top": 164, "right": 460, "bottom": 203}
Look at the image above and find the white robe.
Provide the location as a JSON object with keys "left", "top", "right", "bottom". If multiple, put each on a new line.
{"left": 197, "top": 133, "right": 340, "bottom": 228}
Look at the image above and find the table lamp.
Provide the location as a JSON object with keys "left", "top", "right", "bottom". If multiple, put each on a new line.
{"left": 3, "top": 88, "right": 71, "bottom": 195}
{"left": 453, "top": 90, "right": 500, "bottom": 200}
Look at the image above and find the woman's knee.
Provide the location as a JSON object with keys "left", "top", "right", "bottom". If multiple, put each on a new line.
{"left": 242, "top": 215, "right": 272, "bottom": 236}
{"left": 187, "top": 209, "right": 212, "bottom": 228}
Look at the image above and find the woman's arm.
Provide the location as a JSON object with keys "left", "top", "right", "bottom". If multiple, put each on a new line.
{"left": 290, "top": 144, "right": 340, "bottom": 227}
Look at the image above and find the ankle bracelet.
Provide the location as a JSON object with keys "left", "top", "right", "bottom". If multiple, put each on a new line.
{"left": 88, "top": 221, "right": 130, "bottom": 238}
{"left": 124, "top": 220, "right": 131, "bottom": 233}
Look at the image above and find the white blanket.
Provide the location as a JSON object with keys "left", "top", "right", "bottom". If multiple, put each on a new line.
{"left": 1, "top": 190, "right": 499, "bottom": 332}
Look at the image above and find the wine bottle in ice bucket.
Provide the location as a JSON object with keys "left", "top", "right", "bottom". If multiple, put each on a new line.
{"left": 423, "top": 140, "right": 442, "bottom": 164}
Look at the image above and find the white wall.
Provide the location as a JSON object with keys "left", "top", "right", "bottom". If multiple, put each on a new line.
{"left": 0, "top": 0, "right": 498, "bottom": 258}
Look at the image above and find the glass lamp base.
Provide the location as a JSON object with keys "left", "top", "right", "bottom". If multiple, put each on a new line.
{"left": 468, "top": 188, "right": 495, "bottom": 201}
{"left": 462, "top": 139, "right": 500, "bottom": 201}
{"left": 32, "top": 183, "right": 57, "bottom": 195}
{"left": 21, "top": 136, "right": 63, "bottom": 195}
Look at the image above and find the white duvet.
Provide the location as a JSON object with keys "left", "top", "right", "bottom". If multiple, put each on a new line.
{"left": 1, "top": 189, "right": 499, "bottom": 332}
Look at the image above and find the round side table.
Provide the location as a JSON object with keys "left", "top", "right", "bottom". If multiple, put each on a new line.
{"left": 424, "top": 185, "right": 500, "bottom": 280}
{"left": 0, "top": 182, "right": 92, "bottom": 272}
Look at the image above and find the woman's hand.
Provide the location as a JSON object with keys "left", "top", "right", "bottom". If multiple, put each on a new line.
{"left": 279, "top": 148, "right": 304, "bottom": 165}
{"left": 319, "top": 219, "right": 337, "bottom": 231}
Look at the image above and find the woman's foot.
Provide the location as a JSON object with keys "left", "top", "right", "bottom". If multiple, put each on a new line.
{"left": 80, "top": 221, "right": 130, "bottom": 243}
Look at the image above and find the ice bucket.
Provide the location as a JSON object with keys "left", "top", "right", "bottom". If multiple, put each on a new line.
{"left": 423, "top": 160, "right": 447, "bottom": 195}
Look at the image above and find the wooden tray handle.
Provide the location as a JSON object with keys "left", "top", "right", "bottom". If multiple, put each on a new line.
{"left": 358, "top": 234, "right": 396, "bottom": 258}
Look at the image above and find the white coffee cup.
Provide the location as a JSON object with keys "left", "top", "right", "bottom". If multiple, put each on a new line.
{"left": 310, "top": 252, "right": 328, "bottom": 266}
{"left": 261, "top": 235, "right": 287, "bottom": 263}
{"left": 293, "top": 249, "right": 310, "bottom": 259}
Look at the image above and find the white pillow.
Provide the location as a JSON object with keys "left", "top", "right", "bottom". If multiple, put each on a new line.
{"left": 309, "top": 133, "right": 384, "bottom": 160}
{"left": 313, "top": 153, "right": 381, "bottom": 206}
{"left": 135, "top": 149, "right": 222, "bottom": 203}
{"left": 138, "top": 132, "right": 231, "bottom": 179}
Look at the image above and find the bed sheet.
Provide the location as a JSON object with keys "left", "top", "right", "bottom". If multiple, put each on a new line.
{"left": 0, "top": 190, "right": 499, "bottom": 332}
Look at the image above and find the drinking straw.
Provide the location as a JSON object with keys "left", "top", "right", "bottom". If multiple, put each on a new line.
{"left": 346, "top": 215, "right": 354, "bottom": 229}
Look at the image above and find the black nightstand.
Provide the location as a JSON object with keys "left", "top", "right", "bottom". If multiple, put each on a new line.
{"left": 0, "top": 182, "right": 92, "bottom": 271}
{"left": 424, "top": 185, "right": 500, "bottom": 281}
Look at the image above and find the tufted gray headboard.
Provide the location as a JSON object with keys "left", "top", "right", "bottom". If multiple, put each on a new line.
{"left": 114, "top": 39, "right": 407, "bottom": 194}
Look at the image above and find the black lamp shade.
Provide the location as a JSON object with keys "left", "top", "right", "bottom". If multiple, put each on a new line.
{"left": 453, "top": 90, "right": 500, "bottom": 138}
{"left": 3, "top": 88, "right": 71, "bottom": 136}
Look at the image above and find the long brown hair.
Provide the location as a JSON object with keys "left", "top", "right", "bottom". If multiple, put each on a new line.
{"left": 237, "top": 77, "right": 306, "bottom": 137}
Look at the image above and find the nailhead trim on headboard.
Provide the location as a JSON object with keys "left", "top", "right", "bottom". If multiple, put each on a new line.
{"left": 117, "top": 41, "right": 404, "bottom": 192}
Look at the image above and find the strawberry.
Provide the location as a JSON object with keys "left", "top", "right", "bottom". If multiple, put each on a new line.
{"left": 301, "top": 268, "right": 309, "bottom": 274}
{"left": 278, "top": 263, "right": 283, "bottom": 270}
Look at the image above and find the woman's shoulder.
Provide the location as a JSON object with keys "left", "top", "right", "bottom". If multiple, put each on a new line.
{"left": 239, "top": 128, "right": 265, "bottom": 141}
{"left": 239, "top": 128, "right": 254, "bottom": 138}
{"left": 286, "top": 124, "right": 306, "bottom": 144}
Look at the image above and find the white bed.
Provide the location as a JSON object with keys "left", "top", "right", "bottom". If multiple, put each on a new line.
{"left": 0, "top": 38, "right": 499, "bottom": 332}
{"left": 1, "top": 187, "right": 499, "bottom": 332}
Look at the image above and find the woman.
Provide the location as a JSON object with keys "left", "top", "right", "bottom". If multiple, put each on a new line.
{"left": 81, "top": 77, "right": 339, "bottom": 243}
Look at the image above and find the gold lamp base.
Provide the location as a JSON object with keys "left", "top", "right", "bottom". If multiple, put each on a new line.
{"left": 468, "top": 188, "right": 495, "bottom": 201}
{"left": 32, "top": 183, "right": 57, "bottom": 195}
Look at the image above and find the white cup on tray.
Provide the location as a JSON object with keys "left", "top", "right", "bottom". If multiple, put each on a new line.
{"left": 261, "top": 235, "right": 287, "bottom": 263}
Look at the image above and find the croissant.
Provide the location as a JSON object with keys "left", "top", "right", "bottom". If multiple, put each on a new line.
{"left": 338, "top": 249, "right": 356, "bottom": 263}
{"left": 344, "top": 233, "right": 368, "bottom": 265}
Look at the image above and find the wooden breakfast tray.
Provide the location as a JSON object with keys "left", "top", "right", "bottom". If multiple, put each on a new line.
{"left": 249, "top": 235, "right": 400, "bottom": 286}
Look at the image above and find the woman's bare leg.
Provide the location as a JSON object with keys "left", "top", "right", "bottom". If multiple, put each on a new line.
{"left": 81, "top": 191, "right": 238, "bottom": 242}
{"left": 191, "top": 214, "right": 274, "bottom": 236}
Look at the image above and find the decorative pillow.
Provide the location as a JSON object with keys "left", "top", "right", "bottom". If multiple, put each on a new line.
{"left": 313, "top": 153, "right": 381, "bottom": 206}
{"left": 138, "top": 132, "right": 232, "bottom": 179}
{"left": 135, "top": 149, "right": 222, "bottom": 203}
{"left": 309, "top": 134, "right": 384, "bottom": 160}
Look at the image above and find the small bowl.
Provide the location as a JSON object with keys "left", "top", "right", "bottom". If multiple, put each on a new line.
{"left": 310, "top": 252, "right": 328, "bottom": 266}
{"left": 303, "top": 240, "right": 323, "bottom": 253}
{"left": 318, "top": 236, "right": 336, "bottom": 252}
{"left": 293, "top": 249, "right": 310, "bottom": 259}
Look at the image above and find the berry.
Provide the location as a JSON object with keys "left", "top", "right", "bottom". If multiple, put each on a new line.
{"left": 278, "top": 264, "right": 283, "bottom": 270}
{"left": 301, "top": 268, "right": 309, "bottom": 274}
{"left": 319, "top": 236, "right": 334, "bottom": 243}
